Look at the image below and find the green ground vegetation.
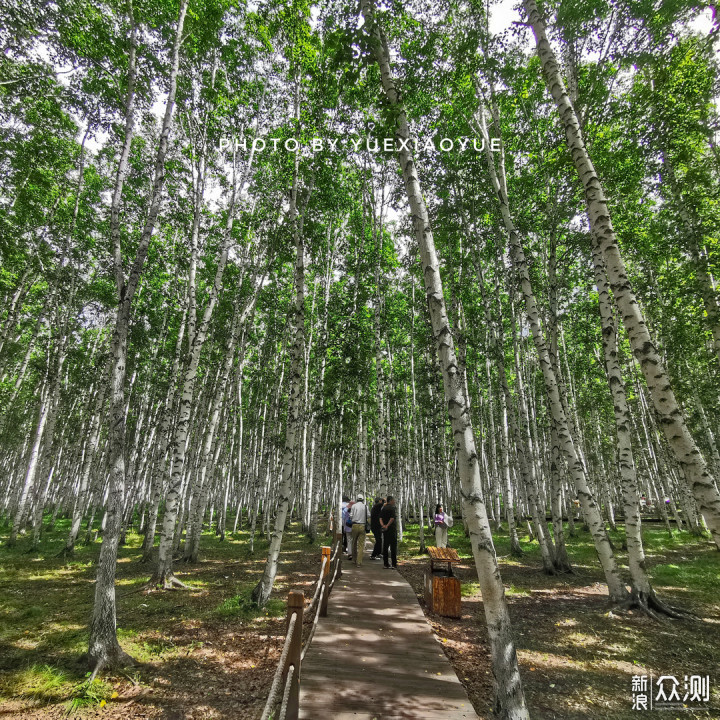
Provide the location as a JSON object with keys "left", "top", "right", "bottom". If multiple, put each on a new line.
{"left": 0, "top": 515, "right": 331, "bottom": 713}
{"left": 398, "top": 518, "right": 720, "bottom": 719}
{"left": 1, "top": 513, "right": 718, "bottom": 718}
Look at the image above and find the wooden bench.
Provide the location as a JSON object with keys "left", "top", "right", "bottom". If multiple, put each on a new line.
{"left": 424, "top": 547, "right": 462, "bottom": 618}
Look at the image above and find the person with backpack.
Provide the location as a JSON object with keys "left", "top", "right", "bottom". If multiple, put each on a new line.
{"left": 349, "top": 495, "right": 369, "bottom": 567}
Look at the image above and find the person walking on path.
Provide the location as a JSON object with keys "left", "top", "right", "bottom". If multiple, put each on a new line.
{"left": 434, "top": 503, "right": 448, "bottom": 548}
{"left": 349, "top": 496, "right": 369, "bottom": 566}
{"left": 343, "top": 500, "right": 354, "bottom": 560}
{"left": 370, "top": 497, "right": 384, "bottom": 560}
{"left": 380, "top": 495, "right": 398, "bottom": 569}
{"left": 341, "top": 495, "right": 350, "bottom": 553}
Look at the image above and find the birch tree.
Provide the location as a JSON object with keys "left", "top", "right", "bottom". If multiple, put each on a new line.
{"left": 523, "top": 0, "right": 720, "bottom": 552}
{"left": 88, "top": 0, "right": 188, "bottom": 670}
{"left": 359, "top": 1, "right": 529, "bottom": 716}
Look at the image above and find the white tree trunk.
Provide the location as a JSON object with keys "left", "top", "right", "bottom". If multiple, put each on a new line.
{"left": 360, "top": 3, "right": 529, "bottom": 716}
{"left": 475, "top": 104, "right": 627, "bottom": 599}
{"left": 88, "top": 0, "right": 187, "bottom": 670}
{"left": 8, "top": 383, "right": 50, "bottom": 546}
{"left": 152, "top": 146, "right": 252, "bottom": 586}
{"left": 523, "top": 0, "right": 720, "bottom": 550}
{"left": 590, "top": 238, "right": 657, "bottom": 602}
{"left": 251, "top": 142, "right": 309, "bottom": 607}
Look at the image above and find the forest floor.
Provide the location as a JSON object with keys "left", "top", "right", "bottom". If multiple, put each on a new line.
{"left": 0, "top": 516, "right": 718, "bottom": 719}
{"left": 0, "top": 518, "right": 327, "bottom": 720}
{"left": 398, "top": 522, "right": 720, "bottom": 720}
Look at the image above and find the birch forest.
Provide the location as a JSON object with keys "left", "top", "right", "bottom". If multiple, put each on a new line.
{"left": 1, "top": 0, "right": 719, "bottom": 718}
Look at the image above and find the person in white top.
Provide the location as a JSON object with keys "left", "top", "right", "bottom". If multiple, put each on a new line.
{"left": 349, "top": 496, "right": 369, "bottom": 567}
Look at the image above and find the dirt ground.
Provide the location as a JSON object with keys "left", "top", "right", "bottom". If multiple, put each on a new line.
{"left": 1, "top": 520, "right": 719, "bottom": 719}
{"left": 397, "top": 525, "right": 720, "bottom": 720}
{"left": 0, "top": 523, "right": 326, "bottom": 720}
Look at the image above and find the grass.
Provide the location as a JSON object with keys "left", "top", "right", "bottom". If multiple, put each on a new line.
{"left": 0, "top": 664, "right": 116, "bottom": 712}
{"left": 215, "top": 584, "right": 286, "bottom": 620}
{"left": 651, "top": 554, "right": 720, "bottom": 597}
{"left": 460, "top": 581, "right": 530, "bottom": 597}
{"left": 0, "top": 512, "right": 333, "bottom": 717}
{"left": 67, "top": 678, "right": 115, "bottom": 710}
{"left": 397, "top": 517, "right": 720, "bottom": 719}
{"left": 505, "top": 584, "right": 531, "bottom": 597}
{"left": 1, "top": 511, "right": 718, "bottom": 719}
{"left": 0, "top": 663, "right": 69, "bottom": 703}
{"left": 398, "top": 518, "right": 720, "bottom": 604}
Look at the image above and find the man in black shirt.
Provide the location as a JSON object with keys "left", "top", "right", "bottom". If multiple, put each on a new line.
{"left": 370, "top": 497, "right": 384, "bottom": 559}
{"left": 379, "top": 495, "right": 398, "bottom": 569}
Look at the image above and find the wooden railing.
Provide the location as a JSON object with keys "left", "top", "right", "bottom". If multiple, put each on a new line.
{"left": 259, "top": 535, "right": 343, "bottom": 720}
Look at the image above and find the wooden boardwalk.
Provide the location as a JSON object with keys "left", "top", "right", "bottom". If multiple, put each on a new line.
{"left": 299, "top": 544, "right": 478, "bottom": 719}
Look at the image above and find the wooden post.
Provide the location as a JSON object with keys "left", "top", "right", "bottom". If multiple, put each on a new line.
{"left": 320, "top": 546, "right": 331, "bottom": 617}
{"left": 321, "top": 546, "right": 331, "bottom": 580}
{"left": 284, "top": 591, "right": 304, "bottom": 720}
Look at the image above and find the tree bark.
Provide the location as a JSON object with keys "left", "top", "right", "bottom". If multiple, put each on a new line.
{"left": 88, "top": 0, "right": 187, "bottom": 670}
{"left": 360, "top": 2, "right": 529, "bottom": 716}
{"left": 475, "top": 104, "right": 628, "bottom": 600}
{"left": 523, "top": 0, "right": 720, "bottom": 550}
{"left": 251, "top": 97, "right": 310, "bottom": 606}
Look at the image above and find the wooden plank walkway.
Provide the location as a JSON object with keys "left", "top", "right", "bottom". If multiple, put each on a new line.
{"left": 299, "top": 543, "right": 478, "bottom": 719}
